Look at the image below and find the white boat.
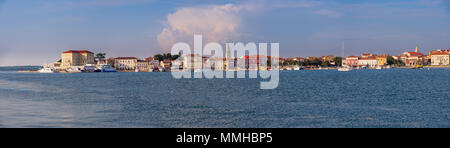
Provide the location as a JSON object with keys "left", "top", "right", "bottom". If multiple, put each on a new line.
{"left": 101, "top": 64, "right": 118, "bottom": 72}
{"left": 66, "top": 67, "right": 82, "bottom": 73}
{"left": 293, "top": 66, "right": 301, "bottom": 70}
{"left": 84, "top": 64, "right": 97, "bottom": 72}
{"left": 338, "top": 41, "right": 352, "bottom": 72}
{"left": 376, "top": 66, "right": 383, "bottom": 70}
{"left": 338, "top": 66, "right": 352, "bottom": 72}
{"left": 39, "top": 68, "right": 55, "bottom": 73}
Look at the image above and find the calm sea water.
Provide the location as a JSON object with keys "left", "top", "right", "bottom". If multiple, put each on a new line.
{"left": 0, "top": 66, "right": 449, "bottom": 128}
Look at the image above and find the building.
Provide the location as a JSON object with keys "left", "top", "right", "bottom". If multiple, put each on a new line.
{"left": 114, "top": 57, "right": 138, "bottom": 71}
{"left": 377, "top": 55, "right": 388, "bottom": 66}
{"left": 160, "top": 59, "right": 172, "bottom": 71}
{"left": 183, "top": 54, "right": 203, "bottom": 71}
{"left": 136, "top": 60, "right": 150, "bottom": 72}
{"left": 61, "top": 50, "right": 95, "bottom": 69}
{"left": 395, "top": 46, "right": 427, "bottom": 66}
{"left": 207, "top": 57, "right": 223, "bottom": 71}
{"left": 322, "top": 55, "right": 335, "bottom": 63}
{"left": 344, "top": 56, "right": 359, "bottom": 66}
{"left": 430, "top": 50, "right": 450, "bottom": 66}
{"left": 358, "top": 57, "right": 378, "bottom": 68}
{"left": 225, "top": 57, "right": 237, "bottom": 70}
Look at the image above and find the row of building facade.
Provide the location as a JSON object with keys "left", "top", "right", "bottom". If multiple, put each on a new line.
{"left": 52, "top": 48, "right": 450, "bottom": 71}
{"left": 342, "top": 48, "right": 450, "bottom": 67}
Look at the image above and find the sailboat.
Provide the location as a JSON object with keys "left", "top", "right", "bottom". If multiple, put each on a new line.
{"left": 338, "top": 41, "right": 352, "bottom": 72}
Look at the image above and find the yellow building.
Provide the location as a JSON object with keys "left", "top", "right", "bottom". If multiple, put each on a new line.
{"left": 61, "top": 50, "right": 95, "bottom": 69}
{"left": 377, "top": 55, "right": 388, "bottom": 66}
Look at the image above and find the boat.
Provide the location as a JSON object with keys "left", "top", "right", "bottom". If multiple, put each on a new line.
{"left": 413, "top": 65, "right": 424, "bottom": 69}
{"left": 83, "top": 64, "right": 97, "bottom": 72}
{"left": 293, "top": 66, "right": 301, "bottom": 70}
{"left": 66, "top": 67, "right": 83, "bottom": 73}
{"left": 338, "top": 41, "right": 352, "bottom": 72}
{"left": 376, "top": 66, "right": 383, "bottom": 70}
{"left": 99, "top": 64, "right": 118, "bottom": 72}
{"left": 39, "top": 68, "right": 55, "bottom": 73}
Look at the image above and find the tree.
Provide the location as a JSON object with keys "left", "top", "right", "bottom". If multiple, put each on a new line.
{"left": 154, "top": 54, "right": 163, "bottom": 61}
{"left": 321, "top": 61, "right": 330, "bottom": 67}
{"left": 303, "top": 59, "right": 311, "bottom": 66}
{"left": 96, "top": 53, "right": 106, "bottom": 59}
{"left": 333, "top": 57, "right": 343, "bottom": 66}
{"left": 57, "top": 59, "right": 62, "bottom": 63}
{"left": 311, "top": 58, "right": 322, "bottom": 66}
{"left": 387, "top": 56, "right": 395, "bottom": 65}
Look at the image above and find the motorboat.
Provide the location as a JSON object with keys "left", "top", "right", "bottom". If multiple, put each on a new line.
{"left": 83, "top": 64, "right": 97, "bottom": 72}
{"left": 66, "top": 67, "right": 83, "bottom": 73}
{"left": 95, "top": 64, "right": 117, "bottom": 72}
{"left": 39, "top": 68, "right": 56, "bottom": 73}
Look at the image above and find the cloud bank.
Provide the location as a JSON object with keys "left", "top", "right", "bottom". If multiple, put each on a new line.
{"left": 157, "top": 4, "right": 245, "bottom": 51}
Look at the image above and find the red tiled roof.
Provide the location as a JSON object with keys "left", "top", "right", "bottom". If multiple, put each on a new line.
{"left": 431, "top": 52, "right": 450, "bottom": 55}
{"left": 405, "top": 52, "right": 424, "bottom": 55}
{"left": 62, "top": 50, "right": 93, "bottom": 54}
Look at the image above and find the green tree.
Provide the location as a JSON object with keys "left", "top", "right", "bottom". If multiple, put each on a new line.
{"left": 311, "top": 58, "right": 322, "bottom": 66}
{"left": 387, "top": 56, "right": 395, "bottom": 65}
{"left": 321, "top": 61, "right": 330, "bottom": 67}
{"left": 303, "top": 59, "right": 311, "bottom": 66}
{"left": 333, "top": 57, "right": 343, "bottom": 66}
{"left": 96, "top": 53, "right": 106, "bottom": 59}
{"left": 154, "top": 54, "right": 163, "bottom": 61}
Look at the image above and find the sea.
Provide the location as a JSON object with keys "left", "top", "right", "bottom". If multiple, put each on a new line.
{"left": 0, "top": 66, "right": 449, "bottom": 128}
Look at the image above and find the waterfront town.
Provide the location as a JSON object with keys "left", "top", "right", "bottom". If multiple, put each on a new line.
{"left": 35, "top": 46, "right": 450, "bottom": 73}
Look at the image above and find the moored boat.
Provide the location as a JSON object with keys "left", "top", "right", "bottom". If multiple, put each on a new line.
{"left": 39, "top": 68, "right": 56, "bottom": 73}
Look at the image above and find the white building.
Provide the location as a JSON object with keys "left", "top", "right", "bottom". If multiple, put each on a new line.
{"left": 358, "top": 57, "right": 377, "bottom": 68}
{"left": 114, "top": 57, "right": 138, "bottom": 71}
{"left": 430, "top": 51, "right": 450, "bottom": 66}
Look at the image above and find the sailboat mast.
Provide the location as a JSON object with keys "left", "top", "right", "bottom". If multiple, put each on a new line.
{"left": 342, "top": 41, "right": 345, "bottom": 57}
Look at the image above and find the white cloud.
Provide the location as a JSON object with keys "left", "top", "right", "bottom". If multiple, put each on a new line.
{"left": 157, "top": 4, "right": 245, "bottom": 51}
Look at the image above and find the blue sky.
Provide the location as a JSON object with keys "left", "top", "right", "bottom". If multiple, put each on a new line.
{"left": 0, "top": 0, "right": 449, "bottom": 66}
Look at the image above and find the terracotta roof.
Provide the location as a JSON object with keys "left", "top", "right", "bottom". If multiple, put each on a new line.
{"left": 62, "top": 50, "right": 93, "bottom": 54}
{"left": 431, "top": 52, "right": 450, "bottom": 55}
{"left": 405, "top": 52, "right": 424, "bottom": 55}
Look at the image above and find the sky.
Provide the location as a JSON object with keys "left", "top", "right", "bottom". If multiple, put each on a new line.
{"left": 0, "top": 0, "right": 449, "bottom": 66}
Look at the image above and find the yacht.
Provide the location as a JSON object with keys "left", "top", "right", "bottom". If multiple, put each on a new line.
{"left": 97, "top": 64, "right": 117, "bottom": 72}
{"left": 39, "top": 68, "right": 56, "bottom": 73}
{"left": 83, "top": 64, "right": 97, "bottom": 72}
